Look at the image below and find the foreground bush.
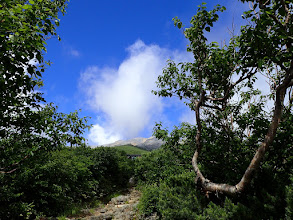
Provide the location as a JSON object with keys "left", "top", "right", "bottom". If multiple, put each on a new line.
{"left": 136, "top": 148, "right": 293, "bottom": 219}
{"left": 0, "top": 146, "right": 134, "bottom": 219}
{"left": 138, "top": 171, "right": 203, "bottom": 220}
{"left": 135, "top": 109, "right": 292, "bottom": 219}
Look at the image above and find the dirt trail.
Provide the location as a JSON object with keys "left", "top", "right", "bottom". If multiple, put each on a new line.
{"left": 67, "top": 188, "right": 158, "bottom": 220}
{"left": 67, "top": 188, "right": 141, "bottom": 220}
{"left": 88, "top": 188, "right": 141, "bottom": 220}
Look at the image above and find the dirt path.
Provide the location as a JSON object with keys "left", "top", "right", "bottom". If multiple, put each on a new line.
{"left": 67, "top": 188, "right": 158, "bottom": 220}
{"left": 78, "top": 188, "right": 142, "bottom": 220}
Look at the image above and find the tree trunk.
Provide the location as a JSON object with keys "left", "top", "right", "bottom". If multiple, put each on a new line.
{"left": 192, "top": 69, "right": 293, "bottom": 196}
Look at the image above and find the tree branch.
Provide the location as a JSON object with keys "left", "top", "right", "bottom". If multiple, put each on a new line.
{"left": 0, "top": 154, "right": 29, "bottom": 174}
{"left": 268, "top": 14, "right": 283, "bottom": 28}
{"left": 280, "top": 0, "right": 291, "bottom": 25}
{"left": 202, "top": 103, "right": 224, "bottom": 111}
{"left": 207, "top": 68, "right": 256, "bottom": 102}
{"left": 0, "top": 168, "right": 17, "bottom": 174}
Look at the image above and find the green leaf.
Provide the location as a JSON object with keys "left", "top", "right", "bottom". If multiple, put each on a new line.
{"left": 55, "top": 20, "right": 60, "bottom": 26}
{"left": 36, "top": 71, "right": 42, "bottom": 77}
{"left": 22, "top": 4, "right": 32, "bottom": 10}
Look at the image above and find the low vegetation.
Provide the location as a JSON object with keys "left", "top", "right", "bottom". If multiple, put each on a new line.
{"left": 134, "top": 116, "right": 293, "bottom": 219}
{"left": 0, "top": 147, "right": 134, "bottom": 218}
{"left": 113, "top": 145, "right": 149, "bottom": 155}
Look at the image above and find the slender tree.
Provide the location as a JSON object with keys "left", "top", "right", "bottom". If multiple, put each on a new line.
{"left": 154, "top": 0, "right": 293, "bottom": 195}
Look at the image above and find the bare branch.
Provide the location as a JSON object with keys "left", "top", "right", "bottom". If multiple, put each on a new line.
{"left": 280, "top": 0, "right": 291, "bottom": 25}
{"left": 249, "top": 1, "right": 260, "bottom": 19}
{"left": 289, "top": 87, "right": 293, "bottom": 106}
{"left": 202, "top": 103, "right": 224, "bottom": 111}
{"left": 207, "top": 68, "right": 257, "bottom": 102}
{"left": 275, "top": 68, "right": 293, "bottom": 92}
{"left": 0, "top": 168, "right": 17, "bottom": 174}
{"left": 261, "top": 66, "right": 283, "bottom": 91}
{"left": 268, "top": 13, "right": 283, "bottom": 27}
{"left": 0, "top": 154, "right": 29, "bottom": 174}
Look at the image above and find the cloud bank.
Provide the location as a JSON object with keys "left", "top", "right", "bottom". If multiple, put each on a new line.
{"left": 80, "top": 40, "right": 191, "bottom": 146}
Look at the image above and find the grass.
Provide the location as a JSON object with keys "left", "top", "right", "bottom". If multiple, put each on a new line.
{"left": 113, "top": 145, "right": 149, "bottom": 155}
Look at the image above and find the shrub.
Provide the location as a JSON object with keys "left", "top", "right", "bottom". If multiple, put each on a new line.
{"left": 0, "top": 146, "right": 134, "bottom": 218}
{"left": 138, "top": 171, "right": 203, "bottom": 219}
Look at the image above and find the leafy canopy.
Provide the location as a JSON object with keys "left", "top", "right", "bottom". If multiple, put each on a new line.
{"left": 0, "top": 0, "right": 90, "bottom": 173}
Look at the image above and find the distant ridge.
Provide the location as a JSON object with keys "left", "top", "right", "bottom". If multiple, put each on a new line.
{"left": 103, "top": 136, "right": 164, "bottom": 151}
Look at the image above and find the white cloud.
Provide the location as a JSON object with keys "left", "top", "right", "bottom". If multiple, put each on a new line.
{"left": 63, "top": 44, "right": 81, "bottom": 57}
{"left": 69, "top": 48, "right": 80, "bottom": 57}
{"left": 80, "top": 40, "right": 191, "bottom": 146}
{"left": 88, "top": 124, "right": 122, "bottom": 146}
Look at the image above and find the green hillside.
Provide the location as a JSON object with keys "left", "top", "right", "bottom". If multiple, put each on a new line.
{"left": 113, "top": 145, "right": 149, "bottom": 155}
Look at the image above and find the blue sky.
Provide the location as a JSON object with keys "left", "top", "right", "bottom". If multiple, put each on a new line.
{"left": 42, "top": 0, "right": 249, "bottom": 146}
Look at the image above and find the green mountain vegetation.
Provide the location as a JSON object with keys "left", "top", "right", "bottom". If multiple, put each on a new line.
{"left": 0, "top": 0, "right": 292, "bottom": 219}
{"left": 113, "top": 145, "right": 150, "bottom": 155}
{"left": 134, "top": 1, "right": 293, "bottom": 219}
{"left": 1, "top": 146, "right": 134, "bottom": 218}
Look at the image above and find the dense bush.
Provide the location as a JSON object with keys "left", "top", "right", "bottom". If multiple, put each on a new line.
{"left": 134, "top": 149, "right": 187, "bottom": 185}
{"left": 285, "top": 175, "right": 293, "bottom": 219}
{"left": 0, "top": 147, "right": 134, "bottom": 219}
{"left": 135, "top": 108, "right": 293, "bottom": 219}
{"left": 138, "top": 171, "right": 203, "bottom": 220}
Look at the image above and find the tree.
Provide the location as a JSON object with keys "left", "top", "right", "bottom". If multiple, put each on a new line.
{"left": 0, "top": 0, "right": 89, "bottom": 173}
{"left": 153, "top": 0, "right": 293, "bottom": 196}
{"left": 0, "top": 1, "right": 92, "bottom": 217}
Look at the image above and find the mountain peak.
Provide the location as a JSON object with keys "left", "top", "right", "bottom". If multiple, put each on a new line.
{"left": 103, "top": 136, "right": 164, "bottom": 151}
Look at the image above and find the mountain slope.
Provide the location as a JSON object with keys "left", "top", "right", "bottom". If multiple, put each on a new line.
{"left": 113, "top": 145, "right": 149, "bottom": 155}
{"left": 103, "top": 136, "right": 164, "bottom": 151}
